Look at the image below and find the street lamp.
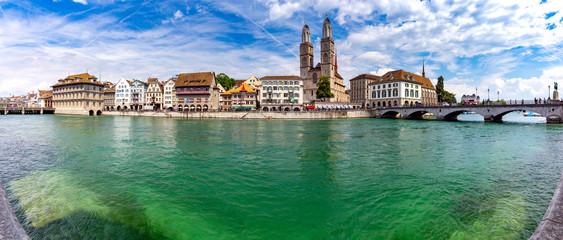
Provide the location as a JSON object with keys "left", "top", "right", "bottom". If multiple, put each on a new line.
{"left": 497, "top": 91, "right": 499, "bottom": 102}
{"left": 487, "top": 88, "right": 490, "bottom": 105}
{"left": 548, "top": 85, "right": 551, "bottom": 100}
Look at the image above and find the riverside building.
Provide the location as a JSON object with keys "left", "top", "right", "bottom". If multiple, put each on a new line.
{"left": 162, "top": 78, "right": 177, "bottom": 110}
{"left": 174, "top": 72, "right": 221, "bottom": 111}
{"left": 130, "top": 80, "right": 147, "bottom": 111}
{"left": 349, "top": 74, "right": 380, "bottom": 107}
{"left": 260, "top": 76, "right": 303, "bottom": 111}
{"left": 299, "top": 17, "right": 347, "bottom": 103}
{"left": 367, "top": 70, "right": 437, "bottom": 108}
{"left": 220, "top": 83, "right": 257, "bottom": 110}
{"left": 51, "top": 73, "right": 104, "bottom": 115}
{"left": 145, "top": 78, "right": 163, "bottom": 110}
{"left": 103, "top": 82, "right": 115, "bottom": 111}
{"left": 115, "top": 78, "right": 131, "bottom": 111}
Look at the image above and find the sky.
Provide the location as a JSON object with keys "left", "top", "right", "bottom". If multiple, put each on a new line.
{"left": 1, "top": 0, "right": 563, "bottom": 101}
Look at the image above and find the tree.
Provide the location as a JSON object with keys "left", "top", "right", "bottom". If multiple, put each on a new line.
{"left": 216, "top": 73, "right": 236, "bottom": 90}
{"left": 316, "top": 75, "right": 334, "bottom": 101}
{"left": 436, "top": 76, "right": 457, "bottom": 103}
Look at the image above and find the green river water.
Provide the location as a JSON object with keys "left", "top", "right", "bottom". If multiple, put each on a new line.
{"left": 0, "top": 115, "right": 562, "bottom": 239}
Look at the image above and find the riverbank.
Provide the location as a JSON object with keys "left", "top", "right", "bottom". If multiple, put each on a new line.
{"left": 0, "top": 181, "right": 29, "bottom": 240}
{"left": 102, "top": 110, "right": 374, "bottom": 119}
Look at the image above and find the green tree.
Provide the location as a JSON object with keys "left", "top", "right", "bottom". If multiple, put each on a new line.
{"left": 436, "top": 76, "right": 457, "bottom": 104}
{"left": 216, "top": 73, "right": 236, "bottom": 90}
{"left": 316, "top": 75, "right": 334, "bottom": 101}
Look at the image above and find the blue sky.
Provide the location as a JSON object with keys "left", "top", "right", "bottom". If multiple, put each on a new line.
{"left": 1, "top": 0, "right": 562, "bottom": 101}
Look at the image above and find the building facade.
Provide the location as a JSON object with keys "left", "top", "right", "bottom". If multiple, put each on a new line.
{"left": 163, "top": 78, "right": 177, "bottom": 110}
{"left": 38, "top": 90, "right": 53, "bottom": 108}
{"left": 103, "top": 82, "right": 115, "bottom": 111}
{"left": 220, "top": 83, "right": 257, "bottom": 110}
{"left": 299, "top": 17, "right": 347, "bottom": 103}
{"left": 461, "top": 94, "right": 480, "bottom": 104}
{"left": 368, "top": 75, "right": 422, "bottom": 108}
{"left": 174, "top": 72, "right": 221, "bottom": 111}
{"left": 130, "top": 80, "right": 147, "bottom": 111}
{"left": 51, "top": 73, "right": 104, "bottom": 115}
{"left": 349, "top": 74, "right": 380, "bottom": 107}
{"left": 367, "top": 70, "right": 437, "bottom": 108}
{"left": 115, "top": 78, "right": 131, "bottom": 110}
{"left": 145, "top": 78, "right": 163, "bottom": 110}
{"left": 259, "top": 76, "right": 303, "bottom": 111}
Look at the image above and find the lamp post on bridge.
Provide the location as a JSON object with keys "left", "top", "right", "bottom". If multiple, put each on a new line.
{"left": 487, "top": 88, "right": 490, "bottom": 105}
{"left": 548, "top": 85, "right": 551, "bottom": 101}
{"left": 497, "top": 91, "right": 499, "bottom": 103}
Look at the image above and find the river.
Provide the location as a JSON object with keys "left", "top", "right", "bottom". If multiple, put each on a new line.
{"left": 0, "top": 115, "right": 561, "bottom": 239}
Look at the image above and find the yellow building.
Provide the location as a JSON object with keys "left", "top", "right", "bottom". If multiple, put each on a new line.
{"left": 220, "top": 83, "right": 257, "bottom": 110}
{"left": 51, "top": 73, "right": 104, "bottom": 115}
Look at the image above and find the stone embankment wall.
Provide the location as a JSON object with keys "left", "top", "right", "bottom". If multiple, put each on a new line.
{"left": 530, "top": 175, "right": 563, "bottom": 239}
{"left": 102, "top": 110, "right": 375, "bottom": 119}
{"left": 0, "top": 182, "right": 29, "bottom": 240}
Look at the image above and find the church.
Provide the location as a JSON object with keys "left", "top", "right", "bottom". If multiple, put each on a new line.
{"left": 300, "top": 17, "right": 347, "bottom": 103}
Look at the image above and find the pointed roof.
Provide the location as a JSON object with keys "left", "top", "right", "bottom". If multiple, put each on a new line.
{"left": 221, "top": 83, "right": 256, "bottom": 95}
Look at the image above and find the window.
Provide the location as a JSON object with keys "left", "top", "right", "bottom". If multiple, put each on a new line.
{"left": 382, "top": 91, "right": 386, "bottom": 97}
{"left": 372, "top": 91, "right": 376, "bottom": 98}
{"left": 405, "top": 89, "right": 409, "bottom": 97}
{"left": 410, "top": 90, "right": 414, "bottom": 97}
{"left": 313, "top": 73, "right": 318, "bottom": 84}
{"left": 382, "top": 85, "right": 385, "bottom": 89}
{"left": 273, "top": 86, "right": 277, "bottom": 90}
{"left": 415, "top": 91, "right": 419, "bottom": 98}
{"left": 377, "top": 91, "right": 380, "bottom": 98}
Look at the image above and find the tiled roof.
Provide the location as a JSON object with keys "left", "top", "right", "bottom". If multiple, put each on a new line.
{"left": 221, "top": 83, "right": 256, "bottom": 95}
{"left": 335, "top": 71, "right": 343, "bottom": 79}
{"left": 51, "top": 73, "right": 103, "bottom": 87}
{"left": 38, "top": 90, "right": 53, "bottom": 99}
{"left": 175, "top": 72, "right": 215, "bottom": 87}
{"left": 368, "top": 70, "right": 436, "bottom": 90}
{"left": 350, "top": 74, "right": 380, "bottom": 81}
{"left": 260, "top": 76, "right": 302, "bottom": 80}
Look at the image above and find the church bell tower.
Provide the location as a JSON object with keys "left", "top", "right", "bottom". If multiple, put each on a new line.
{"left": 300, "top": 23, "right": 314, "bottom": 80}
{"left": 320, "top": 17, "right": 335, "bottom": 79}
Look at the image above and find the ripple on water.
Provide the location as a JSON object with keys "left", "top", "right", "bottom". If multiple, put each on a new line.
{"left": 0, "top": 116, "right": 561, "bottom": 239}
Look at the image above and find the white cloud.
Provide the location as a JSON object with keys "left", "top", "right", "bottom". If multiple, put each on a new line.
{"left": 173, "top": 10, "right": 183, "bottom": 19}
{"left": 356, "top": 51, "right": 391, "bottom": 65}
{"left": 72, "top": 0, "right": 88, "bottom": 5}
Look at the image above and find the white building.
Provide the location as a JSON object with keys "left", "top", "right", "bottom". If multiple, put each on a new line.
{"left": 162, "top": 78, "right": 177, "bottom": 110}
{"left": 115, "top": 78, "right": 132, "bottom": 110}
{"left": 259, "top": 76, "right": 304, "bottom": 111}
{"left": 130, "top": 79, "right": 147, "bottom": 111}
{"left": 368, "top": 75, "right": 422, "bottom": 108}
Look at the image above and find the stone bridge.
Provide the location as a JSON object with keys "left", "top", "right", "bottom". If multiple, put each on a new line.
{"left": 374, "top": 103, "right": 563, "bottom": 123}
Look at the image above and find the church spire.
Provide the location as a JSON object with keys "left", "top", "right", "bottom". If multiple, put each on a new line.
{"left": 335, "top": 49, "right": 338, "bottom": 71}
{"left": 422, "top": 59, "right": 426, "bottom": 78}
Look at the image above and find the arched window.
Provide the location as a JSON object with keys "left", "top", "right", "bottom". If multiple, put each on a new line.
{"left": 313, "top": 73, "right": 318, "bottom": 84}
{"left": 410, "top": 90, "right": 414, "bottom": 97}
{"left": 323, "top": 53, "right": 328, "bottom": 63}
{"left": 415, "top": 91, "right": 419, "bottom": 98}
{"left": 382, "top": 91, "right": 386, "bottom": 98}
{"left": 405, "top": 89, "right": 409, "bottom": 97}
{"left": 302, "top": 57, "right": 306, "bottom": 66}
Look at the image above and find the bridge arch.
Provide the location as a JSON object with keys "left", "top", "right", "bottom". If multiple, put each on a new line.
{"left": 493, "top": 109, "right": 527, "bottom": 122}
{"left": 381, "top": 111, "right": 400, "bottom": 119}
{"left": 408, "top": 110, "right": 430, "bottom": 120}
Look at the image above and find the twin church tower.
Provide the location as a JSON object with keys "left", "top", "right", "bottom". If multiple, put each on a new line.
{"left": 299, "top": 17, "right": 347, "bottom": 103}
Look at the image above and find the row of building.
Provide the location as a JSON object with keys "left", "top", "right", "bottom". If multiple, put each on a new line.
{"left": 0, "top": 91, "right": 53, "bottom": 109}
{"left": 42, "top": 16, "right": 437, "bottom": 115}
